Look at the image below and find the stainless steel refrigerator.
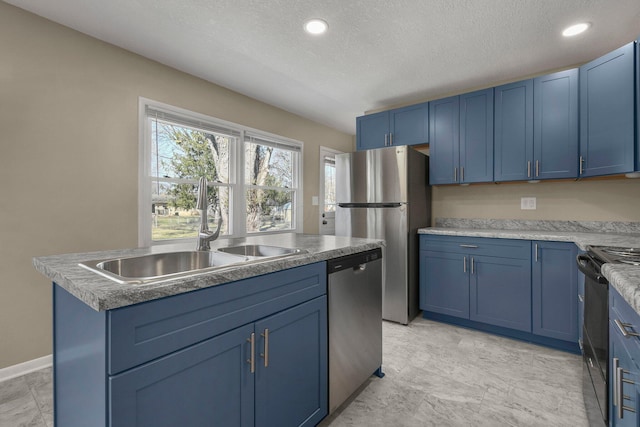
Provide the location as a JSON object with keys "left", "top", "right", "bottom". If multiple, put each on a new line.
{"left": 335, "top": 145, "right": 431, "bottom": 325}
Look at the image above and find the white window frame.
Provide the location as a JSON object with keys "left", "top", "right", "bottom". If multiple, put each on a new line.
{"left": 138, "top": 97, "right": 303, "bottom": 247}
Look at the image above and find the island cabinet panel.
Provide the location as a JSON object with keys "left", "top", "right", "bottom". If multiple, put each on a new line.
{"left": 53, "top": 261, "right": 329, "bottom": 427}
{"left": 109, "top": 323, "right": 255, "bottom": 427}
{"left": 470, "top": 255, "right": 532, "bottom": 332}
{"left": 609, "top": 287, "right": 640, "bottom": 427}
{"left": 532, "top": 241, "right": 578, "bottom": 342}
{"left": 255, "top": 297, "right": 328, "bottom": 427}
{"left": 494, "top": 79, "right": 534, "bottom": 182}
{"left": 579, "top": 42, "right": 635, "bottom": 177}
{"left": 108, "top": 262, "right": 326, "bottom": 375}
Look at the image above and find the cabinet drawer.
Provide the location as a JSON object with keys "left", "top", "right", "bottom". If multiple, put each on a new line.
{"left": 108, "top": 262, "right": 326, "bottom": 375}
{"left": 610, "top": 287, "right": 640, "bottom": 355}
{"left": 420, "top": 235, "right": 530, "bottom": 259}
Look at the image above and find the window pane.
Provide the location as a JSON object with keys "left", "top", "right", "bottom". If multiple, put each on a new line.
{"left": 244, "top": 142, "right": 293, "bottom": 188}
{"left": 246, "top": 189, "right": 293, "bottom": 232}
{"left": 151, "top": 181, "right": 229, "bottom": 240}
{"left": 324, "top": 161, "right": 336, "bottom": 212}
{"left": 151, "top": 120, "right": 230, "bottom": 183}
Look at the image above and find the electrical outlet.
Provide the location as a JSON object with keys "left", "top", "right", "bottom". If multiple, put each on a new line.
{"left": 521, "top": 197, "right": 537, "bottom": 210}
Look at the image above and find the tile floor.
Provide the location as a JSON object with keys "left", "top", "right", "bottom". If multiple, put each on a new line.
{"left": 0, "top": 317, "right": 588, "bottom": 427}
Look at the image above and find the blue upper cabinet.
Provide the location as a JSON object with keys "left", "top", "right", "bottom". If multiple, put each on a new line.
{"left": 429, "top": 96, "right": 460, "bottom": 184}
{"left": 460, "top": 88, "right": 494, "bottom": 183}
{"left": 356, "top": 102, "right": 428, "bottom": 150}
{"left": 534, "top": 69, "right": 579, "bottom": 179}
{"left": 579, "top": 42, "right": 635, "bottom": 177}
{"left": 390, "top": 103, "right": 429, "bottom": 146}
{"left": 356, "top": 110, "right": 389, "bottom": 150}
{"left": 494, "top": 79, "right": 534, "bottom": 182}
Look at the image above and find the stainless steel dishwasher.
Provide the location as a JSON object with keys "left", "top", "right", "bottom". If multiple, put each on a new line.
{"left": 328, "top": 248, "right": 384, "bottom": 414}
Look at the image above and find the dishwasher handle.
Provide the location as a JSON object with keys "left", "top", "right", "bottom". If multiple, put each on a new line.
{"left": 327, "top": 248, "right": 382, "bottom": 274}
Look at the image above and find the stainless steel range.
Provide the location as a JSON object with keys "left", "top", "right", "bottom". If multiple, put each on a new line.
{"left": 577, "top": 245, "right": 640, "bottom": 426}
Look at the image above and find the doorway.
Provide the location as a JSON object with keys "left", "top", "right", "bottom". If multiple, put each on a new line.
{"left": 319, "top": 146, "right": 342, "bottom": 235}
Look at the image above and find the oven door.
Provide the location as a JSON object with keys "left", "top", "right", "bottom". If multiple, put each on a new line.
{"left": 577, "top": 253, "right": 609, "bottom": 425}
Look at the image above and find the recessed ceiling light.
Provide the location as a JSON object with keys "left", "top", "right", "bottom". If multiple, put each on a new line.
{"left": 304, "top": 19, "right": 328, "bottom": 35}
{"left": 562, "top": 22, "right": 590, "bottom": 37}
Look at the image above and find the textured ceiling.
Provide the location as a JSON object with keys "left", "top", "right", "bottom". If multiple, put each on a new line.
{"left": 5, "top": 0, "right": 640, "bottom": 134}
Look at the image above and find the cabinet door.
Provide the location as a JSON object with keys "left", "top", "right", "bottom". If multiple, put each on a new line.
{"left": 470, "top": 255, "right": 531, "bottom": 332}
{"left": 610, "top": 321, "right": 640, "bottom": 427}
{"left": 254, "top": 297, "right": 328, "bottom": 427}
{"left": 494, "top": 79, "right": 534, "bottom": 182}
{"left": 419, "top": 250, "right": 469, "bottom": 318}
{"left": 356, "top": 111, "right": 389, "bottom": 150}
{"left": 580, "top": 42, "right": 635, "bottom": 177}
{"left": 390, "top": 102, "right": 429, "bottom": 146}
{"left": 429, "top": 96, "right": 460, "bottom": 184}
{"left": 460, "top": 88, "right": 494, "bottom": 183}
{"left": 532, "top": 241, "right": 578, "bottom": 342}
{"left": 109, "top": 323, "right": 255, "bottom": 427}
{"left": 534, "top": 69, "right": 579, "bottom": 179}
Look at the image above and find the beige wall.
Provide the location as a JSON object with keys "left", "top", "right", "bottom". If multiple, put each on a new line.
{"left": 0, "top": 3, "right": 354, "bottom": 369}
{"left": 432, "top": 179, "right": 640, "bottom": 224}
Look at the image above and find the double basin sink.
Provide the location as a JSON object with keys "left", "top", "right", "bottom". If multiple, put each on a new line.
{"left": 79, "top": 245, "right": 306, "bottom": 285}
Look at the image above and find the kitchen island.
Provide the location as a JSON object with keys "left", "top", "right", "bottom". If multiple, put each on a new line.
{"left": 33, "top": 234, "right": 384, "bottom": 427}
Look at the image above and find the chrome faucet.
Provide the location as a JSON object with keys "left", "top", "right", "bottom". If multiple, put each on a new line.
{"left": 196, "top": 176, "right": 222, "bottom": 251}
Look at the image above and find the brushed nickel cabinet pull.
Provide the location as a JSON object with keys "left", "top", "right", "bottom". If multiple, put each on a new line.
{"left": 535, "top": 244, "right": 539, "bottom": 262}
{"left": 247, "top": 332, "right": 255, "bottom": 373}
{"left": 613, "top": 358, "right": 619, "bottom": 408}
{"left": 454, "top": 167, "right": 458, "bottom": 182}
{"left": 536, "top": 160, "right": 540, "bottom": 177}
{"left": 260, "top": 329, "right": 270, "bottom": 367}
{"left": 615, "top": 319, "right": 640, "bottom": 338}
{"left": 389, "top": 133, "right": 393, "bottom": 146}
{"left": 461, "top": 167, "right": 464, "bottom": 182}
{"left": 527, "top": 161, "right": 531, "bottom": 178}
{"left": 579, "top": 156, "right": 584, "bottom": 175}
{"left": 384, "top": 134, "right": 388, "bottom": 147}
{"left": 463, "top": 256, "right": 467, "bottom": 273}
{"left": 471, "top": 257, "right": 475, "bottom": 275}
{"left": 459, "top": 244, "right": 478, "bottom": 249}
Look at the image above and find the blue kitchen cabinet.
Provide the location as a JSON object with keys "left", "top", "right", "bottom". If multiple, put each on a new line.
{"left": 356, "top": 111, "right": 389, "bottom": 150}
{"left": 420, "top": 235, "right": 531, "bottom": 331}
{"left": 390, "top": 103, "right": 429, "bottom": 146}
{"left": 429, "top": 89, "right": 493, "bottom": 185}
{"left": 579, "top": 42, "right": 635, "bottom": 177}
{"left": 356, "top": 103, "right": 428, "bottom": 150}
{"left": 533, "top": 69, "right": 579, "bottom": 179}
{"left": 111, "top": 296, "right": 327, "bottom": 427}
{"left": 459, "top": 88, "right": 494, "bottom": 183}
{"left": 470, "top": 254, "right": 532, "bottom": 332}
{"left": 609, "top": 287, "right": 640, "bottom": 426}
{"left": 578, "top": 250, "right": 585, "bottom": 346}
{"left": 429, "top": 96, "right": 460, "bottom": 184}
{"left": 494, "top": 79, "right": 534, "bottom": 182}
{"left": 419, "top": 249, "right": 469, "bottom": 318}
{"left": 110, "top": 323, "right": 255, "bottom": 427}
{"left": 532, "top": 241, "right": 578, "bottom": 342}
{"left": 53, "top": 262, "right": 328, "bottom": 427}
{"left": 255, "top": 297, "right": 328, "bottom": 427}
{"left": 420, "top": 235, "right": 579, "bottom": 352}
{"left": 636, "top": 37, "right": 640, "bottom": 172}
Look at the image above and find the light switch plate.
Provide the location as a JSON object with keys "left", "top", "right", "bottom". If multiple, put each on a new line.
{"left": 311, "top": 196, "right": 319, "bottom": 206}
{"left": 521, "top": 197, "right": 537, "bottom": 210}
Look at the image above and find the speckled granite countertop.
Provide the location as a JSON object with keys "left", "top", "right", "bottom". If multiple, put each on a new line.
{"left": 33, "top": 234, "right": 383, "bottom": 312}
{"left": 418, "top": 218, "right": 640, "bottom": 315}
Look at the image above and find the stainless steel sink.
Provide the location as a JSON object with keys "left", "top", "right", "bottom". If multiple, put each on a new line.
{"left": 79, "top": 251, "right": 248, "bottom": 284}
{"left": 216, "top": 244, "right": 306, "bottom": 257}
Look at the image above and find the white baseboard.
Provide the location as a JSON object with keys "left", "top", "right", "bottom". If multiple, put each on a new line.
{"left": 0, "top": 354, "right": 53, "bottom": 383}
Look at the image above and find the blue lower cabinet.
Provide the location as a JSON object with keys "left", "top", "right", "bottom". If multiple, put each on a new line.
{"left": 609, "top": 319, "right": 640, "bottom": 427}
{"left": 53, "top": 262, "right": 328, "bottom": 427}
{"left": 532, "top": 241, "right": 578, "bottom": 342}
{"left": 419, "top": 250, "right": 469, "bottom": 318}
{"left": 110, "top": 323, "right": 255, "bottom": 427}
{"left": 470, "top": 255, "right": 531, "bottom": 332}
{"left": 420, "top": 235, "right": 580, "bottom": 352}
{"left": 255, "top": 297, "right": 328, "bottom": 427}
